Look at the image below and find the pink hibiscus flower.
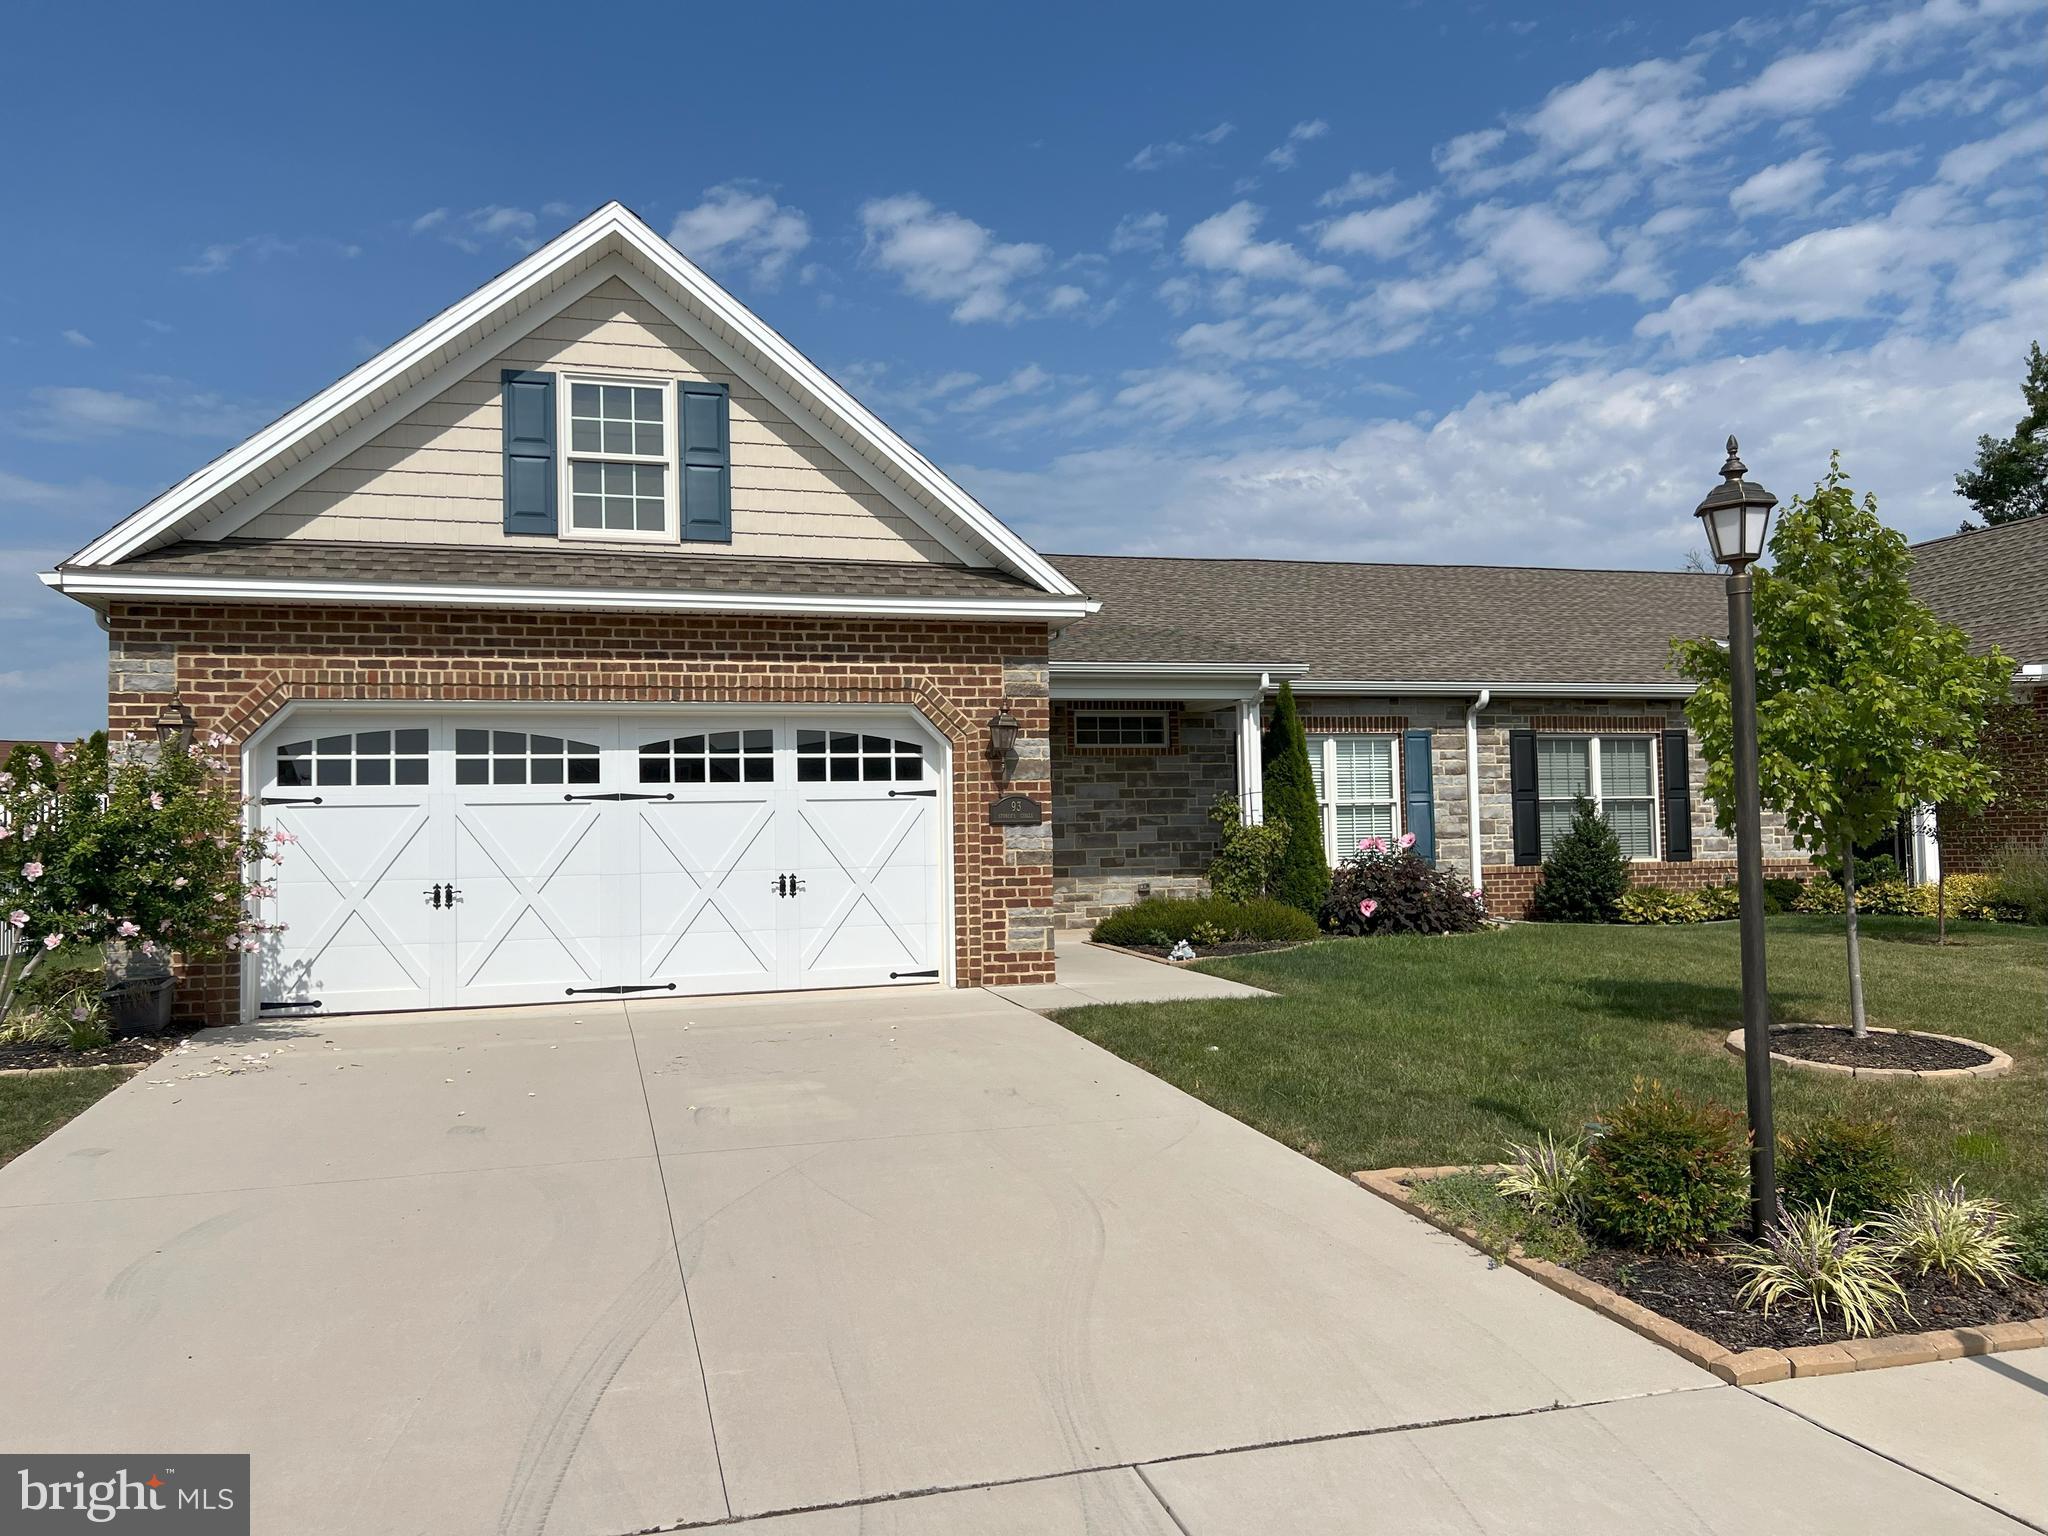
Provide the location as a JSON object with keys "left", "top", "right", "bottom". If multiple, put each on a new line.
{"left": 116, "top": 920, "right": 141, "bottom": 938}
{"left": 1399, "top": 832, "right": 1416, "bottom": 849}
{"left": 6, "top": 910, "right": 26, "bottom": 929}
{"left": 41, "top": 932, "right": 62, "bottom": 950}
{"left": 1359, "top": 898, "right": 1379, "bottom": 918}
{"left": 21, "top": 861, "right": 43, "bottom": 881}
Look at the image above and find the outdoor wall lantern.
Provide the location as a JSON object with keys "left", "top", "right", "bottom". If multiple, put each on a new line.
{"left": 986, "top": 704, "right": 1020, "bottom": 778}
{"left": 1695, "top": 435, "right": 1779, "bottom": 1239}
{"left": 153, "top": 698, "right": 196, "bottom": 752}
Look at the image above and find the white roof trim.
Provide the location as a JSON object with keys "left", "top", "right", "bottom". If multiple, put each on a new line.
{"left": 40, "top": 567, "right": 1096, "bottom": 623}
{"left": 1289, "top": 679, "right": 1696, "bottom": 698}
{"left": 70, "top": 202, "right": 1078, "bottom": 597}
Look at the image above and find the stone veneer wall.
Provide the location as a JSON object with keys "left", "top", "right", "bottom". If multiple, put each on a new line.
{"left": 108, "top": 603, "right": 1057, "bottom": 1022}
{"left": 1050, "top": 701, "right": 1235, "bottom": 928}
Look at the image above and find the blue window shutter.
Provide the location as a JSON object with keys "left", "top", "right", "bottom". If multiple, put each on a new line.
{"left": 679, "top": 380, "right": 731, "bottom": 543}
{"left": 500, "top": 370, "right": 556, "bottom": 536}
{"left": 1661, "top": 728, "right": 1694, "bottom": 861}
{"left": 1403, "top": 729, "right": 1436, "bottom": 863}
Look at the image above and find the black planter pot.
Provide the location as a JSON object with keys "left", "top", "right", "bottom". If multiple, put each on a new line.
{"left": 102, "top": 975, "right": 176, "bottom": 1036}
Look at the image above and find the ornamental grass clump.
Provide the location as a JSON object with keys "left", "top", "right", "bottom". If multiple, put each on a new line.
{"left": 1873, "top": 1181, "right": 2022, "bottom": 1287}
{"left": 1496, "top": 1132, "right": 1588, "bottom": 1221}
{"left": 1731, "top": 1201, "right": 1906, "bottom": 1339}
{"left": 1778, "top": 1117, "right": 1913, "bottom": 1223}
{"left": 1578, "top": 1079, "right": 1747, "bottom": 1251}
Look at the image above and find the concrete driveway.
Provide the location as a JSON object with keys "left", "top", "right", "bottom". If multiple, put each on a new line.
{"left": 0, "top": 987, "right": 2028, "bottom": 1534}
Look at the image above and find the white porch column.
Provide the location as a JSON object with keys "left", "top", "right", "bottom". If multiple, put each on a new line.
{"left": 1910, "top": 802, "right": 1941, "bottom": 885}
{"left": 1235, "top": 696, "right": 1264, "bottom": 823}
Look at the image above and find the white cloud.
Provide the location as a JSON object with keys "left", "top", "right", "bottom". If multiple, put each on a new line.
{"left": 952, "top": 364, "right": 1055, "bottom": 413}
{"left": 1459, "top": 204, "right": 1610, "bottom": 298}
{"left": 60, "top": 329, "right": 92, "bottom": 349}
{"left": 1317, "top": 192, "right": 1440, "bottom": 260}
{"left": 1264, "top": 118, "right": 1330, "bottom": 171}
{"left": 1127, "top": 122, "right": 1235, "bottom": 171}
{"left": 1434, "top": 128, "right": 1506, "bottom": 178}
{"left": 963, "top": 309, "right": 2035, "bottom": 567}
{"left": 179, "top": 233, "right": 358, "bottom": 276}
{"left": 1172, "top": 256, "right": 1495, "bottom": 366}
{"left": 1883, "top": 63, "right": 2013, "bottom": 121}
{"left": 1181, "top": 202, "right": 1346, "bottom": 287}
{"left": 1112, "top": 368, "right": 1299, "bottom": 431}
{"left": 1109, "top": 211, "right": 1169, "bottom": 254}
{"left": 1044, "top": 284, "right": 1090, "bottom": 315}
{"left": 1729, "top": 150, "right": 1830, "bottom": 217}
{"left": 409, "top": 206, "right": 549, "bottom": 255}
{"left": 14, "top": 383, "right": 266, "bottom": 442}
{"left": 409, "top": 208, "right": 449, "bottom": 234}
{"left": 858, "top": 194, "right": 1050, "bottom": 323}
{"left": 1318, "top": 170, "right": 1400, "bottom": 208}
{"left": 1937, "top": 119, "right": 2046, "bottom": 186}
{"left": 668, "top": 184, "right": 811, "bottom": 286}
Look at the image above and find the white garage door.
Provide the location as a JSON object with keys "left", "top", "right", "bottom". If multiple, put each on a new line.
{"left": 251, "top": 712, "right": 946, "bottom": 1016}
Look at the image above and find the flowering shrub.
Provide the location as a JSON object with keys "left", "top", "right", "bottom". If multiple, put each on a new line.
{"left": 1319, "top": 835, "right": 1485, "bottom": 936}
{"left": 0, "top": 733, "right": 274, "bottom": 1029}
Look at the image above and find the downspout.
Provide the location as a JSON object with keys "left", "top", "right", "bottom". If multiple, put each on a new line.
{"left": 1465, "top": 688, "right": 1491, "bottom": 894}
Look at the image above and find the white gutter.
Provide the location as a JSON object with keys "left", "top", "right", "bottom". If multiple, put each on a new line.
{"left": 1465, "top": 689, "right": 1490, "bottom": 894}
{"left": 1290, "top": 679, "right": 1696, "bottom": 698}
{"left": 2021, "top": 662, "right": 2047, "bottom": 678}
{"left": 40, "top": 568, "right": 1099, "bottom": 624}
{"left": 1050, "top": 661, "right": 1310, "bottom": 677}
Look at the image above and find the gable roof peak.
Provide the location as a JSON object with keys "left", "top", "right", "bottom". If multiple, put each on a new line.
{"left": 65, "top": 201, "right": 1076, "bottom": 596}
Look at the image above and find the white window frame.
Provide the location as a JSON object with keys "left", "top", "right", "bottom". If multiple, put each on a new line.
{"left": 1536, "top": 733, "right": 1660, "bottom": 862}
{"left": 1071, "top": 710, "right": 1169, "bottom": 749}
{"left": 558, "top": 374, "right": 677, "bottom": 544}
{"left": 1307, "top": 733, "right": 1401, "bottom": 865}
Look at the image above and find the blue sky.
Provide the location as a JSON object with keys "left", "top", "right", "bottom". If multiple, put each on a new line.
{"left": 3, "top": 0, "right": 2043, "bottom": 737}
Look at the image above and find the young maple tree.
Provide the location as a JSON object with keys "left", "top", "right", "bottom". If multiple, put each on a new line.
{"left": 1676, "top": 457, "right": 2014, "bottom": 1035}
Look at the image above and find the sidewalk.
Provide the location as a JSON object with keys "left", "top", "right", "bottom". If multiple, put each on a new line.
{"left": 987, "top": 930, "right": 1274, "bottom": 1011}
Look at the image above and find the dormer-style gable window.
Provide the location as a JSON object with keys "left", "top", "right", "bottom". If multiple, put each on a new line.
{"left": 500, "top": 368, "right": 731, "bottom": 545}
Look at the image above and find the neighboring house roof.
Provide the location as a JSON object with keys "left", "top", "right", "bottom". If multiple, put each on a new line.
{"left": 1909, "top": 518, "right": 2048, "bottom": 666}
{"left": 48, "top": 539, "right": 1070, "bottom": 620}
{"left": 61, "top": 202, "right": 1078, "bottom": 599}
{"left": 1048, "top": 552, "right": 1728, "bottom": 691}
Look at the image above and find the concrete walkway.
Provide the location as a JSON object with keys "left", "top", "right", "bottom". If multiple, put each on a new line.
{"left": 0, "top": 983, "right": 2034, "bottom": 1535}
{"left": 987, "top": 929, "right": 1273, "bottom": 1011}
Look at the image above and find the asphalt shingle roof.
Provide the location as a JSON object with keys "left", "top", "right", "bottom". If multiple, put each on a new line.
{"left": 93, "top": 539, "right": 1042, "bottom": 603}
{"left": 1908, "top": 519, "right": 2048, "bottom": 665}
{"left": 1048, "top": 553, "right": 1729, "bottom": 686}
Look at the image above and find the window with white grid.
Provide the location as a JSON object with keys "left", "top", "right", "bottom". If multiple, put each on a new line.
{"left": 1536, "top": 734, "right": 1658, "bottom": 860}
{"left": 563, "top": 378, "right": 672, "bottom": 539}
{"left": 1306, "top": 734, "right": 1399, "bottom": 862}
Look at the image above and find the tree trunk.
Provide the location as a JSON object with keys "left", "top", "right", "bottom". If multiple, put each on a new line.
{"left": 1842, "top": 843, "right": 1869, "bottom": 1038}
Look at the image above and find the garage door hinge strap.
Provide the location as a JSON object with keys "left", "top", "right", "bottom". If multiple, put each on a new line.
{"left": 889, "top": 969, "right": 941, "bottom": 980}
{"left": 888, "top": 789, "right": 938, "bottom": 798}
{"left": 563, "top": 982, "right": 681, "bottom": 996}
{"left": 260, "top": 999, "right": 321, "bottom": 1011}
{"left": 260, "top": 796, "right": 325, "bottom": 806}
{"left": 562, "top": 792, "right": 677, "bottom": 802}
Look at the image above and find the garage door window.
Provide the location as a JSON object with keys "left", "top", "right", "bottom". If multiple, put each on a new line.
{"left": 454, "top": 729, "right": 601, "bottom": 786}
{"left": 640, "top": 729, "right": 775, "bottom": 784}
{"left": 277, "top": 728, "right": 429, "bottom": 787}
{"left": 796, "top": 730, "right": 924, "bottom": 783}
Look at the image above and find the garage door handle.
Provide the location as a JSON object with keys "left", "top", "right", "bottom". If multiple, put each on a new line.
{"left": 262, "top": 795, "right": 324, "bottom": 806}
{"left": 888, "top": 789, "right": 938, "bottom": 798}
{"left": 563, "top": 792, "right": 676, "bottom": 802}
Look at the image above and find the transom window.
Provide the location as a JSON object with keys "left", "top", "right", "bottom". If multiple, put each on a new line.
{"left": 796, "top": 730, "right": 924, "bottom": 782}
{"left": 277, "top": 729, "right": 428, "bottom": 788}
{"left": 454, "top": 729, "right": 600, "bottom": 786}
{"left": 1306, "top": 734, "right": 1399, "bottom": 860}
{"left": 1536, "top": 735, "right": 1658, "bottom": 860}
{"left": 564, "top": 379, "right": 671, "bottom": 539}
{"left": 1073, "top": 711, "right": 1168, "bottom": 749}
{"left": 640, "top": 730, "right": 775, "bottom": 784}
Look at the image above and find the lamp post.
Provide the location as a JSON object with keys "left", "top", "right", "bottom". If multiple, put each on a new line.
{"left": 1695, "top": 436, "right": 1779, "bottom": 1240}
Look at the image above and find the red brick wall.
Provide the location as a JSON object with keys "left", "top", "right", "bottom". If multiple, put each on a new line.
{"left": 107, "top": 602, "right": 1055, "bottom": 1022}
{"left": 1939, "top": 683, "right": 2047, "bottom": 875}
{"left": 1478, "top": 858, "right": 1813, "bottom": 919}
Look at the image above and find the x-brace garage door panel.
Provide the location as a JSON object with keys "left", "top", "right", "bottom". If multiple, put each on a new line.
{"left": 253, "top": 711, "right": 947, "bottom": 1015}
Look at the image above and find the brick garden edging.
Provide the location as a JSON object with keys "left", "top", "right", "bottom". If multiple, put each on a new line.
{"left": 1353, "top": 1165, "right": 2048, "bottom": 1386}
{"left": 1723, "top": 1025, "right": 2014, "bottom": 1081}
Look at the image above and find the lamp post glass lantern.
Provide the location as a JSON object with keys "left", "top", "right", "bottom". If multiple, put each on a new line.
{"left": 153, "top": 698, "right": 196, "bottom": 752}
{"left": 987, "top": 705, "right": 1020, "bottom": 780}
{"left": 1694, "top": 436, "right": 1778, "bottom": 1239}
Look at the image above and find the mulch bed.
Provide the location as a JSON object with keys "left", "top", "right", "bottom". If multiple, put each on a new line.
{"left": 1575, "top": 1245, "right": 2048, "bottom": 1352}
{"left": 1768, "top": 1025, "right": 1992, "bottom": 1071}
{"left": 0, "top": 1034, "right": 180, "bottom": 1073}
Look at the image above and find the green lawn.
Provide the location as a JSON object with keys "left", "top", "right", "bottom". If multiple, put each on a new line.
{"left": 1059, "top": 916, "right": 2047, "bottom": 1211}
{"left": 0, "top": 1067, "right": 133, "bottom": 1167}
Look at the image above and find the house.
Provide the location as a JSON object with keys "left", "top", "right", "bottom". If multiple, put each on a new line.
{"left": 1907, "top": 518, "right": 2048, "bottom": 878}
{"left": 47, "top": 202, "right": 1802, "bottom": 1026}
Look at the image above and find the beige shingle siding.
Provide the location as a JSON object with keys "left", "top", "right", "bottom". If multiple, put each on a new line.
{"left": 199, "top": 278, "right": 957, "bottom": 565}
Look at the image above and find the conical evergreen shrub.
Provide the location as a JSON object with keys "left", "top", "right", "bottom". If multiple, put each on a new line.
{"left": 1530, "top": 796, "right": 1629, "bottom": 922}
{"left": 1261, "top": 683, "right": 1331, "bottom": 915}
